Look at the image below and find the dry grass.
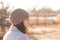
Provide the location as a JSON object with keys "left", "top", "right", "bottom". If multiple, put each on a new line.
{"left": 0, "top": 24, "right": 60, "bottom": 40}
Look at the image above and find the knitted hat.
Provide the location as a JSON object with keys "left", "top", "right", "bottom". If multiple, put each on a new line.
{"left": 9, "top": 9, "right": 29, "bottom": 25}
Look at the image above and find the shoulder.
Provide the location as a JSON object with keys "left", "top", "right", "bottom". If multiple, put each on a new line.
{"left": 12, "top": 32, "right": 30, "bottom": 40}
{"left": 18, "top": 34, "right": 30, "bottom": 40}
{"left": 3, "top": 31, "right": 30, "bottom": 40}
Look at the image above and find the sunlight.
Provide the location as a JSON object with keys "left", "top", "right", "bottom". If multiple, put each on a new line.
{"left": 0, "top": 3, "right": 2, "bottom": 9}
{"left": 1, "top": 0, "right": 60, "bottom": 10}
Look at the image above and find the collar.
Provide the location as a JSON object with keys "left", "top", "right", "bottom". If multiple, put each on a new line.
{"left": 9, "top": 25, "right": 20, "bottom": 32}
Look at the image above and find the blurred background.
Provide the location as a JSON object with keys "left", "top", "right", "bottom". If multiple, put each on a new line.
{"left": 0, "top": 0, "right": 60, "bottom": 40}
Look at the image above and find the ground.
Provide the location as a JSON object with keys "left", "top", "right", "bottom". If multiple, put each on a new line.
{"left": 29, "top": 27, "right": 60, "bottom": 40}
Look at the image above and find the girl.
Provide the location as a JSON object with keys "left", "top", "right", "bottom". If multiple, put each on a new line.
{"left": 3, "top": 9, "right": 30, "bottom": 40}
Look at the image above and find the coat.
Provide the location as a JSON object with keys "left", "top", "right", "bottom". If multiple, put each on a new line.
{"left": 3, "top": 25, "right": 30, "bottom": 40}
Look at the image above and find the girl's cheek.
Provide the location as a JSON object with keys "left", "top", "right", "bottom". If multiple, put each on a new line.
{"left": 24, "top": 20, "right": 29, "bottom": 27}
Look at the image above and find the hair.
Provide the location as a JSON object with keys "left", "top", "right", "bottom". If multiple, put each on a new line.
{"left": 14, "top": 21, "right": 26, "bottom": 34}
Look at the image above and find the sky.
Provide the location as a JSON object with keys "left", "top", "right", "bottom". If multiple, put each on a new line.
{"left": 0, "top": 0, "right": 60, "bottom": 11}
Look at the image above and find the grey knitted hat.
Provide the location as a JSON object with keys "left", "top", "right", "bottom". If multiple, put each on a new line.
{"left": 9, "top": 9, "right": 29, "bottom": 25}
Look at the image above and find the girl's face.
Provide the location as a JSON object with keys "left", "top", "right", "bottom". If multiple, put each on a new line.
{"left": 23, "top": 18, "right": 29, "bottom": 27}
{"left": 23, "top": 18, "right": 31, "bottom": 33}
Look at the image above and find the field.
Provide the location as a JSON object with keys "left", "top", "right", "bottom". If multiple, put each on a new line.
{"left": 29, "top": 27, "right": 60, "bottom": 40}
{"left": 0, "top": 16, "right": 60, "bottom": 40}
